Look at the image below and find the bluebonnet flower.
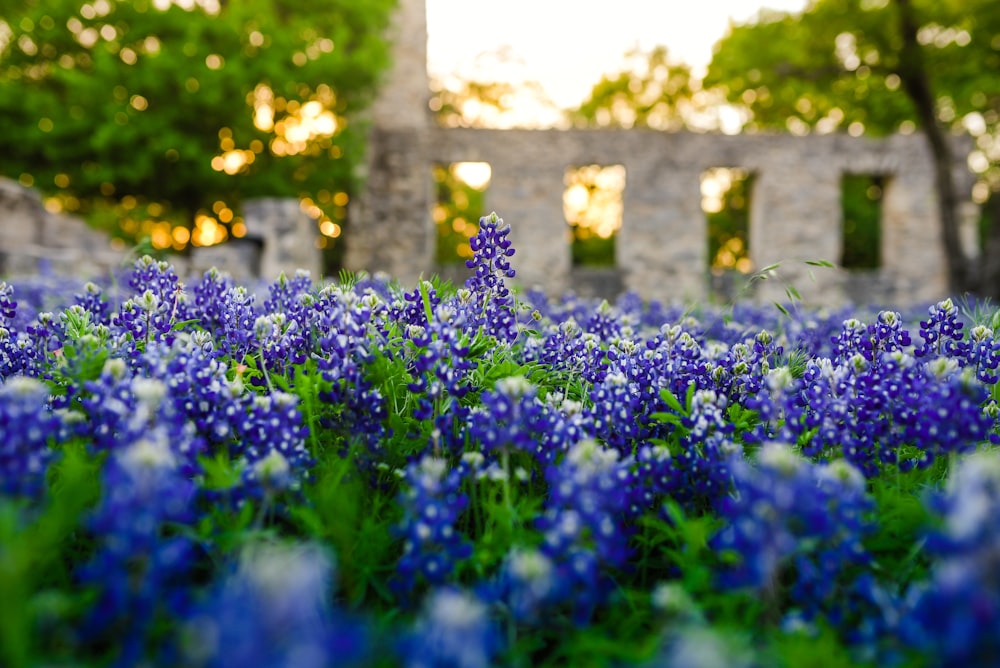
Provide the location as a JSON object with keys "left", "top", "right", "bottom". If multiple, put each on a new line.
{"left": 111, "top": 287, "right": 180, "bottom": 363}
{"left": 488, "top": 547, "right": 563, "bottom": 624}
{"left": 256, "top": 274, "right": 316, "bottom": 375}
{"left": 895, "top": 360, "right": 996, "bottom": 469}
{"left": 711, "top": 329, "right": 783, "bottom": 402}
{"left": 79, "top": 359, "right": 208, "bottom": 475}
{"left": 463, "top": 212, "right": 518, "bottom": 344}
{"left": 832, "top": 311, "right": 911, "bottom": 367}
{"left": 623, "top": 443, "right": 677, "bottom": 519}
{"left": 585, "top": 368, "right": 643, "bottom": 455}
{"left": 136, "top": 332, "right": 242, "bottom": 449}
{"left": 520, "top": 317, "right": 606, "bottom": 385}
{"left": 536, "top": 439, "right": 631, "bottom": 623}
{"left": 312, "top": 285, "right": 388, "bottom": 455}
{"left": 114, "top": 256, "right": 190, "bottom": 353}
{"left": 0, "top": 376, "right": 62, "bottom": 498}
{"left": 400, "top": 588, "right": 502, "bottom": 668}
{"left": 394, "top": 456, "right": 472, "bottom": 600}
{"left": 78, "top": 435, "right": 198, "bottom": 665}
{"left": 233, "top": 390, "right": 312, "bottom": 492}
{"left": 966, "top": 324, "right": 1000, "bottom": 384}
{"left": 0, "top": 324, "right": 39, "bottom": 379}
{"left": 187, "top": 268, "right": 234, "bottom": 333}
{"left": 217, "top": 285, "right": 258, "bottom": 362}
{"left": 899, "top": 450, "right": 1000, "bottom": 665}
{"left": 263, "top": 270, "right": 315, "bottom": 331}
{"left": 0, "top": 283, "right": 35, "bottom": 378}
{"left": 0, "top": 281, "right": 16, "bottom": 325}
{"left": 644, "top": 323, "right": 713, "bottom": 404}
{"left": 580, "top": 328, "right": 735, "bottom": 512}
{"left": 712, "top": 443, "right": 874, "bottom": 628}
{"left": 252, "top": 312, "right": 308, "bottom": 384}
{"left": 914, "top": 297, "right": 967, "bottom": 360}
{"left": 670, "top": 431, "right": 740, "bottom": 514}
{"left": 70, "top": 281, "right": 112, "bottom": 327}
{"left": 24, "top": 311, "right": 63, "bottom": 375}
{"left": 180, "top": 541, "right": 369, "bottom": 668}
{"left": 584, "top": 299, "right": 626, "bottom": 341}
{"left": 393, "top": 279, "right": 442, "bottom": 329}
{"left": 126, "top": 255, "right": 189, "bottom": 320}
{"left": 470, "top": 375, "right": 570, "bottom": 465}
{"left": 404, "top": 312, "right": 477, "bottom": 453}
{"left": 763, "top": 336, "right": 997, "bottom": 476}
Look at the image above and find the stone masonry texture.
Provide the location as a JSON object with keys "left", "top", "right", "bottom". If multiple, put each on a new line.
{"left": 345, "top": 0, "right": 978, "bottom": 307}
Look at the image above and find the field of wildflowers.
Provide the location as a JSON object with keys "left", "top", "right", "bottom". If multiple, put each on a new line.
{"left": 3, "top": 212, "right": 1000, "bottom": 667}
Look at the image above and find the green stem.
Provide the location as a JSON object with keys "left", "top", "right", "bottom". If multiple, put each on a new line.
{"left": 258, "top": 345, "right": 274, "bottom": 392}
{"left": 502, "top": 448, "right": 515, "bottom": 533}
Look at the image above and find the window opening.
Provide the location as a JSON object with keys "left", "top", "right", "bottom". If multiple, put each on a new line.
{"left": 563, "top": 164, "right": 625, "bottom": 267}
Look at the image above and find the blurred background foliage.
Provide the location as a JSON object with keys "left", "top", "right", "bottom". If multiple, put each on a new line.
{"left": 0, "top": 0, "right": 394, "bottom": 266}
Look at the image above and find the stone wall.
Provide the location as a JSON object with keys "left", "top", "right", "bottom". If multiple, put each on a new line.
{"left": 348, "top": 125, "right": 976, "bottom": 307}
{"left": 345, "top": 0, "right": 978, "bottom": 307}
{"left": 0, "top": 178, "right": 320, "bottom": 284}
{"left": 0, "top": 178, "right": 122, "bottom": 279}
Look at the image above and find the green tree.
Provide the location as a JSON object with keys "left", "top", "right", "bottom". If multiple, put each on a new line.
{"left": 0, "top": 0, "right": 394, "bottom": 255}
{"left": 705, "top": 0, "right": 1000, "bottom": 295}
{"left": 572, "top": 46, "right": 713, "bottom": 131}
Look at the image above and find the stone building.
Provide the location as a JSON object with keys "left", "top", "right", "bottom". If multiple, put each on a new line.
{"left": 346, "top": 0, "right": 978, "bottom": 306}
{"left": 0, "top": 179, "right": 320, "bottom": 285}
{"left": 0, "top": 178, "right": 122, "bottom": 279}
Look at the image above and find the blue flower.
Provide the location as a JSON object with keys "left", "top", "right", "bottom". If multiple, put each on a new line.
{"left": 180, "top": 541, "right": 369, "bottom": 668}
{"left": 400, "top": 587, "right": 502, "bottom": 668}
{"left": 78, "top": 435, "right": 198, "bottom": 664}
{"left": 393, "top": 456, "right": 472, "bottom": 600}
{"left": 463, "top": 213, "right": 518, "bottom": 344}
{"left": 712, "top": 443, "right": 874, "bottom": 628}
{"left": 0, "top": 376, "right": 62, "bottom": 498}
{"left": 900, "top": 451, "right": 1000, "bottom": 664}
{"left": 535, "top": 439, "right": 632, "bottom": 623}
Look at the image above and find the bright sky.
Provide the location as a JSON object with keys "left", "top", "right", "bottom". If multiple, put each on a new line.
{"left": 426, "top": 0, "right": 809, "bottom": 109}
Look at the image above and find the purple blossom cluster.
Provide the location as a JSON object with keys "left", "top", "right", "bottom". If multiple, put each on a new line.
{"left": 3, "top": 211, "right": 1000, "bottom": 666}
{"left": 898, "top": 452, "right": 1000, "bottom": 664}
{"left": 394, "top": 456, "right": 472, "bottom": 599}
{"left": 749, "top": 307, "right": 998, "bottom": 476}
{"left": 712, "top": 443, "right": 874, "bottom": 626}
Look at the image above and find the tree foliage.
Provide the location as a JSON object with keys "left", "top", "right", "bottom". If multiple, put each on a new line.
{"left": 704, "top": 0, "right": 1000, "bottom": 293}
{"left": 0, "top": 0, "right": 394, "bottom": 246}
{"left": 706, "top": 0, "right": 998, "bottom": 147}
{"left": 572, "top": 46, "right": 723, "bottom": 131}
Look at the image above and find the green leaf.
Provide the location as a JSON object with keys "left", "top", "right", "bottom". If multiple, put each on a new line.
{"left": 199, "top": 451, "right": 243, "bottom": 491}
{"left": 659, "top": 387, "right": 686, "bottom": 415}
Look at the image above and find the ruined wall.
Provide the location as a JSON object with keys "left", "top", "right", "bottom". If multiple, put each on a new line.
{"left": 0, "top": 178, "right": 122, "bottom": 278}
{"left": 0, "top": 178, "right": 319, "bottom": 284}
{"left": 345, "top": 0, "right": 977, "bottom": 307}
{"left": 350, "top": 125, "right": 975, "bottom": 306}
